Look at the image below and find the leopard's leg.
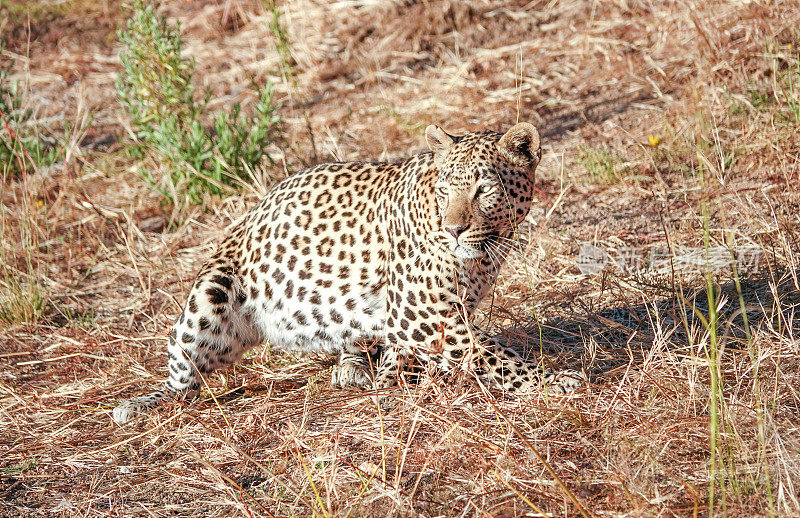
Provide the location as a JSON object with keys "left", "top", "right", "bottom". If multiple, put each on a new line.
{"left": 383, "top": 254, "right": 584, "bottom": 397}
{"left": 421, "top": 329, "right": 585, "bottom": 395}
{"left": 367, "top": 346, "right": 418, "bottom": 409}
{"left": 472, "top": 333, "right": 586, "bottom": 395}
{"left": 374, "top": 346, "right": 407, "bottom": 389}
{"left": 113, "top": 263, "right": 263, "bottom": 424}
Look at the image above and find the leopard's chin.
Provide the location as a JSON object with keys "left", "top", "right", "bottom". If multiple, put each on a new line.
{"left": 453, "top": 245, "right": 485, "bottom": 260}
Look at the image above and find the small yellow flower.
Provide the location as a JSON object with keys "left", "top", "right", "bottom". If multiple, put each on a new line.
{"left": 648, "top": 135, "right": 661, "bottom": 147}
{"left": 37, "top": 200, "right": 44, "bottom": 207}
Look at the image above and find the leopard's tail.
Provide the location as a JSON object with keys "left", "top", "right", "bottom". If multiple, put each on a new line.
{"left": 113, "top": 387, "right": 172, "bottom": 424}
{"left": 112, "top": 334, "right": 203, "bottom": 425}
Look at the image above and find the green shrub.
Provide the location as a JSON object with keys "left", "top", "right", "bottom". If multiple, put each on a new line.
{"left": 116, "top": 0, "right": 280, "bottom": 205}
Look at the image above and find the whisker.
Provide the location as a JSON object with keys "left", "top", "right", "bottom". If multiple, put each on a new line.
{"left": 491, "top": 238, "right": 528, "bottom": 255}
{"left": 491, "top": 235, "right": 527, "bottom": 252}
{"left": 485, "top": 246, "right": 502, "bottom": 274}
{"left": 489, "top": 238, "right": 520, "bottom": 252}
{"left": 488, "top": 242, "right": 534, "bottom": 274}
{"left": 489, "top": 241, "right": 527, "bottom": 268}
{"left": 487, "top": 240, "right": 521, "bottom": 261}
{"left": 492, "top": 240, "right": 526, "bottom": 259}
{"left": 491, "top": 234, "right": 519, "bottom": 243}
{"left": 486, "top": 242, "right": 511, "bottom": 265}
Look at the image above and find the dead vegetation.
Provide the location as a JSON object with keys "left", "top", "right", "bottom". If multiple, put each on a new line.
{"left": 1, "top": 0, "right": 799, "bottom": 515}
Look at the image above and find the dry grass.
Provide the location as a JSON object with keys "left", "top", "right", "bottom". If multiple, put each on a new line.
{"left": 1, "top": 0, "right": 799, "bottom": 515}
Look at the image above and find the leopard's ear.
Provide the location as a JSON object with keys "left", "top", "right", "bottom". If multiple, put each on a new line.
{"left": 497, "top": 122, "right": 541, "bottom": 169}
{"left": 425, "top": 125, "right": 456, "bottom": 166}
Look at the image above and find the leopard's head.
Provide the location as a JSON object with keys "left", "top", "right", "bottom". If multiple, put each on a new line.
{"left": 425, "top": 123, "right": 541, "bottom": 261}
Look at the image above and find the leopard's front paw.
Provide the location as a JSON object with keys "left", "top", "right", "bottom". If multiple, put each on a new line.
{"left": 543, "top": 369, "right": 586, "bottom": 395}
{"left": 331, "top": 361, "right": 372, "bottom": 389}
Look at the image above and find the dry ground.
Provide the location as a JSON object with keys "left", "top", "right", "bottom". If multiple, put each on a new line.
{"left": 1, "top": 0, "right": 800, "bottom": 516}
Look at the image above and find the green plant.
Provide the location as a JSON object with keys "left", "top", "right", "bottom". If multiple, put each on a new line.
{"left": 772, "top": 44, "right": 800, "bottom": 123}
{"left": 0, "top": 44, "right": 49, "bottom": 328}
{"left": 263, "top": 0, "right": 317, "bottom": 166}
{"left": 727, "top": 42, "right": 799, "bottom": 126}
{"left": 0, "top": 45, "right": 59, "bottom": 178}
{"left": 726, "top": 236, "right": 775, "bottom": 516}
{"left": 264, "top": 0, "right": 293, "bottom": 81}
{"left": 116, "top": 0, "right": 280, "bottom": 206}
{"left": 0, "top": 246, "right": 46, "bottom": 327}
{"left": 747, "top": 86, "right": 772, "bottom": 111}
{"left": 380, "top": 104, "right": 425, "bottom": 136}
{"left": 576, "top": 145, "right": 629, "bottom": 183}
{"left": 727, "top": 86, "right": 771, "bottom": 117}
{"left": 0, "top": 459, "right": 37, "bottom": 476}
{"left": 0, "top": 162, "right": 47, "bottom": 328}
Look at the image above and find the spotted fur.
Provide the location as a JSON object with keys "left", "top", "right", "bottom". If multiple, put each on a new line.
{"left": 113, "top": 123, "right": 585, "bottom": 424}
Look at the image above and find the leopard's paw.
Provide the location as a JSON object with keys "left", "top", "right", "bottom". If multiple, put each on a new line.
{"left": 331, "top": 361, "right": 372, "bottom": 389}
{"left": 543, "top": 369, "right": 586, "bottom": 395}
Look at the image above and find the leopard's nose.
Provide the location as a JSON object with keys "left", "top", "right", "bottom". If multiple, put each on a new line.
{"left": 445, "top": 224, "right": 468, "bottom": 238}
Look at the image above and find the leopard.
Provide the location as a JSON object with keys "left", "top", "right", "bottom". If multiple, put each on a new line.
{"left": 113, "top": 122, "right": 586, "bottom": 425}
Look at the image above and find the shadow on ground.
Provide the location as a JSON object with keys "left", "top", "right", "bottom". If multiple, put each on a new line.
{"left": 496, "top": 271, "right": 800, "bottom": 378}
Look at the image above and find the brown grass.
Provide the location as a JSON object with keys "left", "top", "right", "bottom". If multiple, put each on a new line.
{"left": 1, "top": 0, "right": 800, "bottom": 515}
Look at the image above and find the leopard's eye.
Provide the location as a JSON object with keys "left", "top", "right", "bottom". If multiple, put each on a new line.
{"left": 475, "top": 184, "right": 494, "bottom": 197}
{"left": 435, "top": 185, "right": 449, "bottom": 198}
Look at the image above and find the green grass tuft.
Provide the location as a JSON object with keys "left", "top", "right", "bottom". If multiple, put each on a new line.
{"left": 0, "top": 43, "right": 59, "bottom": 178}
{"left": 576, "top": 145, "right": 630, "bottom": 183}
